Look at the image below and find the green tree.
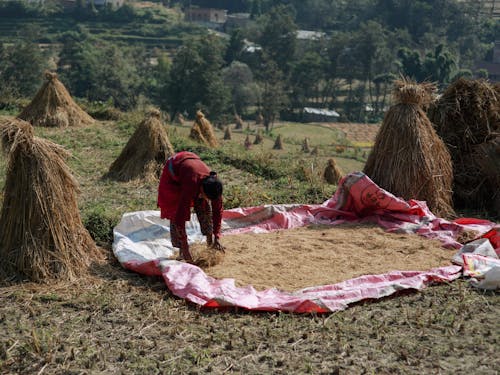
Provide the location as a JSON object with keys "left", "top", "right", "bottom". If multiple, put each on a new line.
{"left": 222, "top": 61, "right": 259, "bottom": 116}
{"left": 257, "top": 4, "right": 297, "bottom": 75}
{"left": 1, "top": 39, "right": 47, "bottom": 97}
{"left": 58, "top": 30, "right": 142, "bottom": 109}
{"left": 166, "top": 35, "right": 230, "bottom": 119}
{"left": 224, "top": 29, "right": 245, "bottom": 65}
{"left": 258, "top": 57, "right": 288, "bottom": 132}
{"left": 290, "top": 51, "right": 325, "bottom": 110}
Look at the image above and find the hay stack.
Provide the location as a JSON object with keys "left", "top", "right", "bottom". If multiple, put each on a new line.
{"left": 0, "top": 121, "right": 99, "bottom": 282}
{"left": 17, "top": 71, "right": 94, "bottom": 127}
{"left": 323, "top": 158, "right": 343, "bottom": 184}
{"left": 234, "top": 114, "right": 244, "bottom": 129}
{"left": 364, "top": 79, "right": 454, "bottom": 218}
{"left": 254, "top": 130, "right": 264, "bottom": 145}
{"left": 244, "top": 135, "right": 252, "bottom": 150}
{"left": 273, "top": 134, "right": 283, "bottom": 150}
{"left": 302, "top": 137, "right": 311, "bottom": 153}
{"left": 174, "top": 112, "right": 185, "bottom": 125}
{"left": 107, "top": 109, "right": 174, "bottom": 182}
{"left": 256, "top": 113, "right": 264, "bottom": 125}
{"left": 223, "top": 126, "right": 232, "bottom": 140}
{"left": 189, "top": 111, "right": 218, "bottom": 147}
{"left": 0, "top": 117, "right": 34, "bottom": 152}
{"left": 428, "top": 78, "right": 500, "bottom": 215}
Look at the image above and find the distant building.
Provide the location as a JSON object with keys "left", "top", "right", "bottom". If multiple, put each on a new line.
{"left": 296, "top": 30, "right": 326, "bottom": 41}
{"left": 303, "top": 107, "right": 340, "bottom": 122}
{"left": 458, "top": 0, "right": 500, "bottom": 19}
{"left": 185, "top": 7, "right": 227, "bottom": 24}
{"left": 91, "top": 0, "right": 125, "bottom": 8}
{"left": 225, "top": 12, "right": 251, "bottom": 32}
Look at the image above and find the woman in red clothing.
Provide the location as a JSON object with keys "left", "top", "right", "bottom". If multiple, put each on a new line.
{"left": 158, "top": 151, "right": 224, "bottom": 262}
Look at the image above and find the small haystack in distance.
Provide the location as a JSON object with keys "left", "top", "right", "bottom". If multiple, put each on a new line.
{"left": 256, "top": 112, "right": 264, "bottom": 125}
{"left": 254, "top": 130, "right": 264, "bottom": 144}
{"left": 428, "top": 78, "right": 500, "bottom": 215}
{"left": 234, "top": 114, "right": 244, "bottom": 129}
{"left": 17, "top": 71, "right": 94, "bottom": 127}
{"left": 323, "top": 158, "right": 342, "bottom": 184}
{"left": 273, "top": 134, "right": 284, "bottom": 150}
{"left": 364, "top": 79, "right": 454, "bottom": 218}
{"left": 107, "top": 109, "right": 174, "bottom": 182}
{"left": 0, "top": 121, "right": 99, "bottom": 282}
{"left": 189, "top": 110, "right": 218, "bottom": 148}
{"left": 244, "top": 135, "right": 252, "bottom": 150}
{"left": 174, "top": 112, "right": 185, "bottom": 125}
{"left": 302, "top": 137, "right": 311, "bottom": 153}
{"left": 223, "top": 126, "right": 232, "bottom": 140}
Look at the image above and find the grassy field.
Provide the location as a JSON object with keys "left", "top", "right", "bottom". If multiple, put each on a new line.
{"left": 0, "top": 113, "right": 498, "bottom": 374}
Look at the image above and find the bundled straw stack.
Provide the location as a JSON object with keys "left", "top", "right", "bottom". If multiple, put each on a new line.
{"left": 364, "top": 79, "right": 454, "bottom": 218}
{"left": 223, "top": 126, "right": 232, "bottom": 140}
{"left": 256, "top": 113, "right": 264, "bottom": 125}
{"left": 189, "top": 110, "right": 218, "bottom": 147}
{"left": 174, "top": 112, "right": 185, "bottom": 125}
{"left": 0, "top": 116, "right": 33, "bottom": 151}
{"left": 254, "top": 130, "right": 264, "bottom": 145}
{"left": 0, "top": 118, "right": 99, "bottom": 282}
{"left": 273, "top": 134, "right": 283, "bottom": 150}
{"left": 302, "top": 137, "right": 311, "bottom": 153}
{"left": 107, "top": 109, "right": 174, "bottom": 182}
{"left": 18, "top": 71, "right": 94, "bottom": 127}
{"left": 244, "top": 135, "right": 252, "bottom": 150}
{"left": 323, "top": 158, "right": 342, "bottom": 184}
{"left": 234, "top": 114, "right": 244, "bottom": 129}
{"left": 428, "top": 78, "right": 500, "bottom": 216}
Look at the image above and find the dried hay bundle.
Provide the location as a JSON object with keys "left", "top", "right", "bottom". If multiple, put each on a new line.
{"left": 189, "top": 122, "right": 209, "bottom": 144}
{"left": 0, "top": 117, "right": 33, "bottom": 152}
{"left": 107, "top": 109, "right": 174, "bottom": 182}
{"left": 223, "top": 126, "right": 232, "bottom": 140}
{"left": 323, "top": 158, "right": 342, "bottom": 184}
{"left": 18, "top": 71, "right": 94, "bottom": 127}
{"left": 458, "top": 136, "right": 500, "bottom": 216}
{"left": 302, "top": 137, "right": 310, "bottom": 153}
{"left": 244, "top": 135, "right": 252, "bottom": 150}
{"left": 0, "top": 129, "right": 99, "bottom": 282}
{"left": 174, "top": 112, "right": 185, "bottom": 125}
{"left": 255, "top": 112, "right": 264, "bottom": 125}
{"left": 189, "top": 111, "right": 218, "bottom": 147}
{"left": 273, "top": 134, "right": 283, "bottom": 150}
{"left": 234, "top": 114, "right": 244, "bottom": 129}
{"left": 428, "top": 78, "right": 499, "bottom": 153}
{"left": 254, "top": 130, "right": 264, "bottom": 145}
{"left": 427, "top": 78, "right": 500, "bottom": 214}
{"left": 364, "top": 79, "right": 454, "bottom": 218}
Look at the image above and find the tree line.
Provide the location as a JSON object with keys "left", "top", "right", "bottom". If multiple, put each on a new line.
{"left": 0, "top": 0, "right": 497, "bottom": 124}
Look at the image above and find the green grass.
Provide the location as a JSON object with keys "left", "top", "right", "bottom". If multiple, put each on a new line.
{"left": 0, "top": 114, "right": 498, "bottom": 374}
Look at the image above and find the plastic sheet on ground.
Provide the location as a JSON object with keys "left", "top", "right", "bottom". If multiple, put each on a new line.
{"left": 113, "top": 172, "right": 499, "bottom": 313}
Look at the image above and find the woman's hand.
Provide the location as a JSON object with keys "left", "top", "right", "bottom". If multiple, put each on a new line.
{"left": 212, "top": 238, "right": 225, "bottom": 252}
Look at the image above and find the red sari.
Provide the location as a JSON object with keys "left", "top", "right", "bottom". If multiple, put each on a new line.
{"left": 157, "top": 152, "right": 222, "bottom": 247}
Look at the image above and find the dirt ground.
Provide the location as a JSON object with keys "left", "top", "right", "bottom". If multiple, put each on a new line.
{"left": 201, "top": 224, "right": 455, "bottom": 291}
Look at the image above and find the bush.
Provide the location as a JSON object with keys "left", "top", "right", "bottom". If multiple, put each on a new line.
{"left": 82, "top": 207, "right": 119, "bottom": 247}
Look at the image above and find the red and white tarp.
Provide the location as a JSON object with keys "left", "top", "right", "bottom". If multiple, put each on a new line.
{"left": 113, "top": 172, "right": 499, "bottom": 313}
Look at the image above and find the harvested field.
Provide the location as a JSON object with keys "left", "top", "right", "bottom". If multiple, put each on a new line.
{"left": 205, "top": 224, "right": 455, "bottom": 291}
{"left": 323, "top": 122, "right": 380, "bottom": 144}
